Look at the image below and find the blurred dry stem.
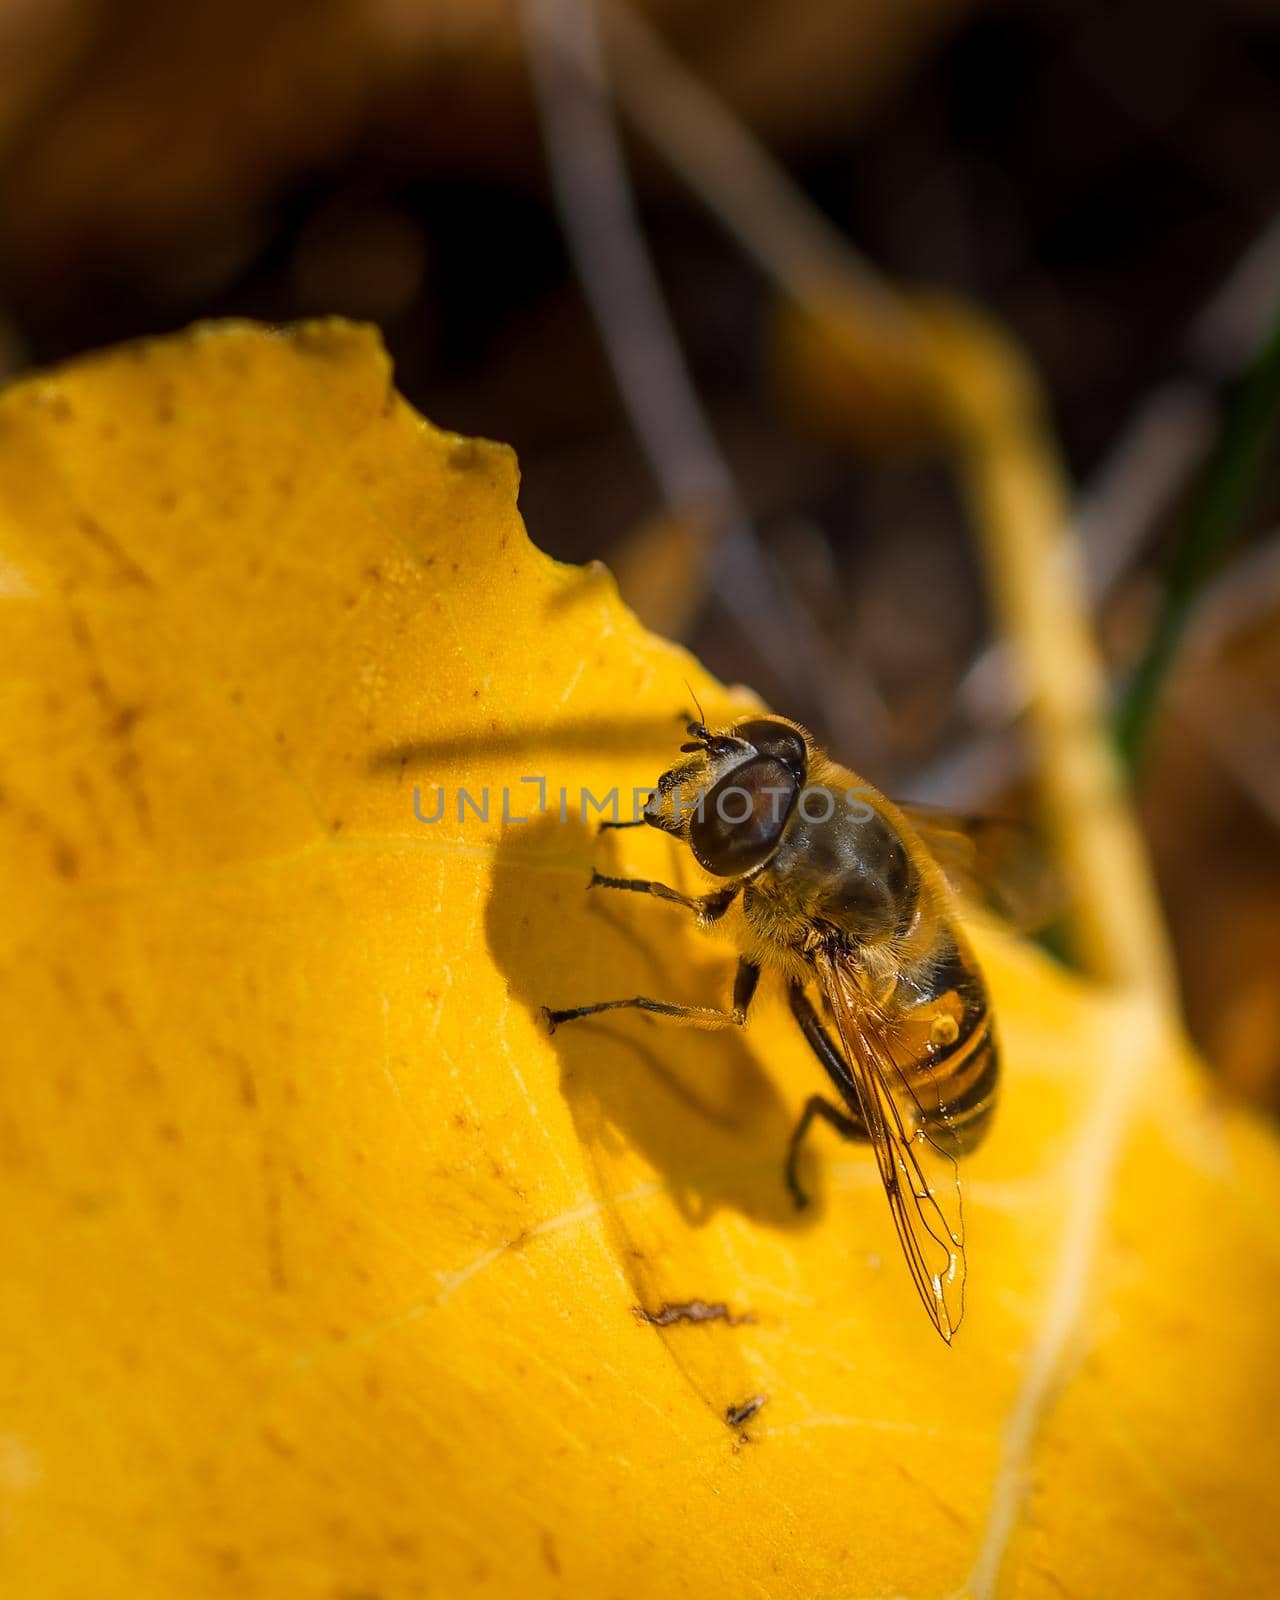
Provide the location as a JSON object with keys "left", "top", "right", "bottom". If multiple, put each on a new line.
{"left": 601, "top": 0, "right": 905, "bottom": 320}
{"left": 922, "top": 303, "right": 1174, "bottom": 1004}
{"left": 1036, "top": 213, "right": 1280, "bottom": 660}
{"left": 524, "top": 0, "right": 744, "bottom": 531}
{"left": 565, "top": 1, "right": 1176, "bottom": 1002}
{"left": 537, "top": 0, "right": 962, "bottom": 759}
{"left": 605, "top": 503, "right": 718, "bottom": 638}
{"left": 1116, "top": 292, "right": 1280, "bottom": 770}
{"left": 779, "top": 275, "right": 1176, "bottom": 1005}
{"left": 600, "top": 1, "right": 934, "bottom": 456}
{"left": 524, "top": 0, "right": 868, "bottom": 745}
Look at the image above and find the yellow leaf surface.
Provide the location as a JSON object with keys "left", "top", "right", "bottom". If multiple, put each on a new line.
{"left": 2, "top": 321, "right": 1279, "bottom": 1599}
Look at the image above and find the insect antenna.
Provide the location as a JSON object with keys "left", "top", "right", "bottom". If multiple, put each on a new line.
{"left": 678, "top": 681, "right": 716, "bottom": 750}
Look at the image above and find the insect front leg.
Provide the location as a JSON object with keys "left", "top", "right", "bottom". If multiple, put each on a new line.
{"left": 543, "top": 957, "right": 759, "bottom": 1033}
{"left": 588, "top": 872, "right": 739, "bottom": 926}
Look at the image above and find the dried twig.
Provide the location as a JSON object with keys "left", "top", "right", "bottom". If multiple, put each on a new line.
{"left": 521, "top": 0, "right": 834, "bottom": 723}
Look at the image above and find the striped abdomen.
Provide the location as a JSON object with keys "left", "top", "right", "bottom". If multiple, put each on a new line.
{"left": 895, "top": 928, "right": 1000, "bottom": 1159}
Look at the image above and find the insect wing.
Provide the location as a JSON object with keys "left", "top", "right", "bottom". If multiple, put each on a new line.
{"left": 815, "top": 950, "right": 967, "bottom": 1342}
{"left": 895, "top": 804, "right": 1063, "bottom": 934}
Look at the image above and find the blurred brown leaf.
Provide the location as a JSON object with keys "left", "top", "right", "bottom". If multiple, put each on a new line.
{"left": 1142, "top": 594, "right": 1280, "bottom": 1110}
{"left": 0, "top": 0, "right": 974, "bottom": 299}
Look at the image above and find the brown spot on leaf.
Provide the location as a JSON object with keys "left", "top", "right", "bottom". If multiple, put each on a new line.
{"left": 261, "top": 1147, "right": 287, "bottom": 1292}
{"left": 261, "top": 1426, "right": 297, "bottom": 1460}
{"left": 51, "top": 838, "right": 79, "bottom": 879}
{"left": 76, "top": 513, "right": 153, "bottom": 588}
{"left": 725, "top": 1395, "right": 767, "bottom": 1429}
{"left": 110, "top": 703, "right": 142, "bottom": 738}
{"left": 634, "top": 1300, "right": 756, "bottom": 1329}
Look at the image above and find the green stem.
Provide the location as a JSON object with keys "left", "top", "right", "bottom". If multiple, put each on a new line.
{"left": 1116, "top": 294, "right": 1280, "bottom": 772}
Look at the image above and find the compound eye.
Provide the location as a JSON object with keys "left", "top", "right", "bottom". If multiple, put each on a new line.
{"left": 731, "top": 718, "right": 807, "bottom": 780}
{"left": 689, "top": 756, "right": 798, "bottom": 877}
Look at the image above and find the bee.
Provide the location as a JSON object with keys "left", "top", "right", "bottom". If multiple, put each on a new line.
{"left": 544, "top": 714, "right": 1008, "bottom": 1343}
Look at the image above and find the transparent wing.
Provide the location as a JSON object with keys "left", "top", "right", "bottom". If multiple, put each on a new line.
{"left": 814, "top": 949, "right": 967, "bottom": 1343}
{"left": 895, "top": 803, "right": 1064, "bottom": 934}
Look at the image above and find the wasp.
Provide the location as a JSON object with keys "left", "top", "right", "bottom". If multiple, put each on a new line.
{"left": 544, "top": 714, "right": 1011, "bottom": 1343}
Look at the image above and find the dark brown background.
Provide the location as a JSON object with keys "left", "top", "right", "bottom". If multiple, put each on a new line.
{"left": 2, "top": 0, "right": 1277, "bottom": 1099}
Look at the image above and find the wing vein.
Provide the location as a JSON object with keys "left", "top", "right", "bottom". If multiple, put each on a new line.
{"left": 815, "top": 948, "right": 967, "bottom": 1342}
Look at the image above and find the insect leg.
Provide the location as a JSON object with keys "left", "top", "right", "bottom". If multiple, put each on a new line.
{"left": 589, "top": 872, "right": 739, "bottom": 924}
{"left": 787, "top": 984, "right": 870, "bottom": 1110}
{"left": 544, "top": 957, "right": 759, "bottom": 1032}
{"left": 784, "top": 1095, "right": 868, "bottom": 1210}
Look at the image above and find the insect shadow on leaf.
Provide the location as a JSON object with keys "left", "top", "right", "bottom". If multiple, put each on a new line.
{"left": 487, "top": 810, "right": 805, "bottom": 1429}
{"left": 485, "top": 810, "right": 805, "bottom": 1236}
{"left": 370, "top": 714, "right": 694, "bottom": 778}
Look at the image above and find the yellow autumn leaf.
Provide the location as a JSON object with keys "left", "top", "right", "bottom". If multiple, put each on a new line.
{"left": 2, "top": 321, "right": 1278, "bottom": 1600}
